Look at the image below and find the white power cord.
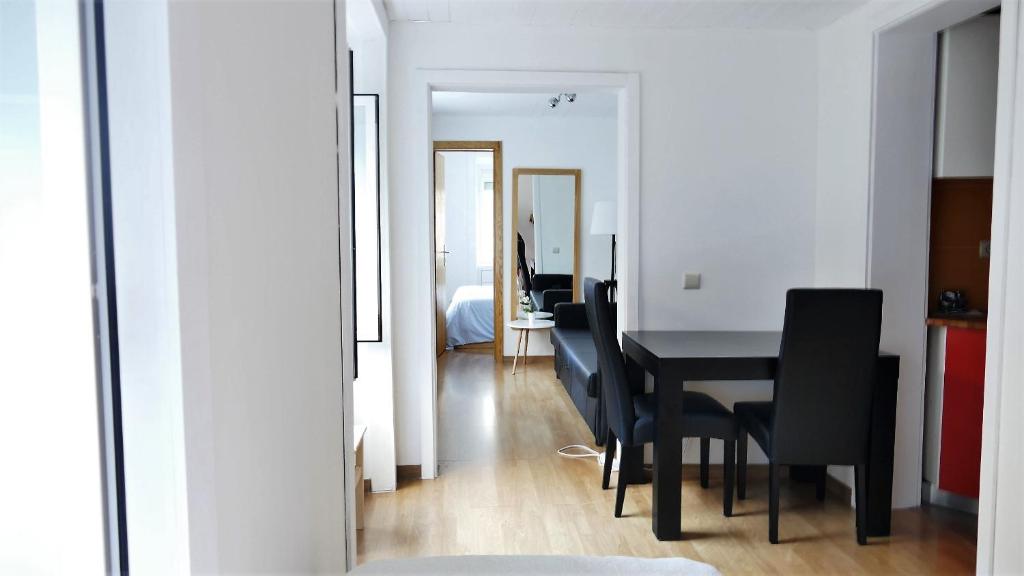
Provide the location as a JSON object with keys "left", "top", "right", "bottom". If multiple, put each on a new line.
{"left": 557, "top": 438, "right": 693, "bottom": 474}
{"left": 557, "top": 444, "right": 601, "bottom": 459}
{"left": 558, "top": 444, "right": 620, "bottom": 471}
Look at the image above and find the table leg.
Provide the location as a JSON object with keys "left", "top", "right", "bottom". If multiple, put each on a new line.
{"left": 523, "top": 329, "right": 530, "bottom": 368}
{"left": 652, "top": 370, "right": 685, "bottom": 540}
{"left": 867, "top": 356, "right": 900, "bottom": 536}
{"left": 512, "top": 330, "right": 524, "bottom": 374}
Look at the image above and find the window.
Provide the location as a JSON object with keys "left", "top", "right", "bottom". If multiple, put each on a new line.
{"left": 2, "top": 0, "right": 113, "bottom": 570}
{"left": 476, "top": 175, "right": 493, "bottom": 269}
{"left": 352, "top": 94, "right": 382, "bottom": 342}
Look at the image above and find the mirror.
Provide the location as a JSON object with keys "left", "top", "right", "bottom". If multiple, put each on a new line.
{"left": 512, "top": 168, "right": 581, "bottom": 318}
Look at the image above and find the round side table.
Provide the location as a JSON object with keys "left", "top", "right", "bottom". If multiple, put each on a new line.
{"left": 507, "top": 318, "right": 555, "bottom": 374}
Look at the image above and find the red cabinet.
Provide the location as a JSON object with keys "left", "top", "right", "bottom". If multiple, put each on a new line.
{"left": 938, "top": 327, "right": 986, "bottom": 499}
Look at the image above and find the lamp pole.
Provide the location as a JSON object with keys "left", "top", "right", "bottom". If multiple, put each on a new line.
{"left": 609, "top": 233, "right": 617, "bottom": 302}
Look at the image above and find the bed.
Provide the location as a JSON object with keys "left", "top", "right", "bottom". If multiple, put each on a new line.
{"left": 445, "top": 285, "right": 494, "bottom": 348}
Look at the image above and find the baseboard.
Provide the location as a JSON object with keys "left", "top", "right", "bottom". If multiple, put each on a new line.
{"left": 826, "top": 473, "right": 853, "bottom": 501}
{"left": 397, "top": 464, "right": 422, "bottom": 480}
{"left": 922, "top": 481, "right": 978, "bottom": 514}
{"left": 678, "top": 464, "right": 852, "bottom": 501}
{"left": 453, "top": 342, "right": 493, "bottom": 352}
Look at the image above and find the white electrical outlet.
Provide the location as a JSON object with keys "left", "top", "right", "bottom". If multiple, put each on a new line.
{"left": 684, "top": 273, "right": 701, "bottom": 290}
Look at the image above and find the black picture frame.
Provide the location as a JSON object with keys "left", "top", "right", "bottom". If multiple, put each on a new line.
{"left": 352, "top": 93, "right": 383, "bottom": 344}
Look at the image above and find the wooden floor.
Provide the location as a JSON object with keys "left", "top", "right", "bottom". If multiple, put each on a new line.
{"left": 358, "top": 350, "right": 978, "bottom": 573}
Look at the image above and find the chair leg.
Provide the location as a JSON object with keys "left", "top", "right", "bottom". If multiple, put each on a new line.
{"left": 737, "top": 429, "right": 748, "bottom": 500}
{"left": 855, "top": 464, "right": 868, "bottom": 545}
{"left": 614, "top": 445, "right": 635, "bottom": 518}
{"left": 723, "top": 439, "right": 735, "bottom": 517}
{"left": 815, "top": 466, "right": 827, "bottom": 502}
{"left": 700, "top": 437, "right": 711, "bottom": 489}
{"left": 769, "top": 463, "right": 780, "bottom": 544}
{"left": 602, "top": 429, "right": 617, "bottom": 490}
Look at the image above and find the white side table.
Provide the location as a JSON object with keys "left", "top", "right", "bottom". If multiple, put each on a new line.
{"left": 507, "top": 318, "right": 555, "bottom": 374}
{"left": 517, "top": 311, "right": 553, "bottom": 320}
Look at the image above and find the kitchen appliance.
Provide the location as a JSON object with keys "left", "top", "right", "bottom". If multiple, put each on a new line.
{"left": 938, "top": 290, "right": 967, "bottom": 313}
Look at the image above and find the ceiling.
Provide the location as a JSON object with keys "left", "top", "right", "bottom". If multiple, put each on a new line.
{"left": 384, "top": 0, "right": 871, "bottom": 31}
{"left": 432, "top": 91, "right": 618, "bottom": 117}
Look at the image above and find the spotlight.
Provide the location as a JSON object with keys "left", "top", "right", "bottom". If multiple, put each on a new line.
{"left": 564, "top": 93, "right": 577, "bottom": 103}
{"left": 548, "top": 96, "right": 560, "bottom": 108}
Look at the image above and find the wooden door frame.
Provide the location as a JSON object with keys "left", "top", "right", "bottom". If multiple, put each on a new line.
{"left": 511, "top": 167, "right": 582, "bottom": 318}
{"left": 432, "top": 141, "right": 504, "bottom": 362}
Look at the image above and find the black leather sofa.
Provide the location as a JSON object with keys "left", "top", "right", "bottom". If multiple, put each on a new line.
{"left": 530, "top": 274, "right": 573, "bottom": 313}
{"left": 550, "top": 301, "right": 615, "bottom": 446}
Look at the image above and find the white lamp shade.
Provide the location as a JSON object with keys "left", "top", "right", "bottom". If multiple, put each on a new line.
{"left": 590, "top": 201, "right": 617, "bottom": 235}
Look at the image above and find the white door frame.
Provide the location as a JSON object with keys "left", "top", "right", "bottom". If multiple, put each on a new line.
{"left": 414, "top": 70, "right": 640, "bottom": 478}
{"left": 869, "top": 0, "right": 1023, "bottom": 571}
{"left": 977, "top": 1, "right": 1024, "bottom": 571}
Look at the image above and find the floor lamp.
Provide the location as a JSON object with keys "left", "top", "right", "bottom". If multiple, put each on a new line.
{"left": 590, "top": 201, "right": 617, "bottom": 301}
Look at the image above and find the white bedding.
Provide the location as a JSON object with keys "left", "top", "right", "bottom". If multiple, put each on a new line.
{"left": 445, "top": 285, "right": 494, "bottom": 347}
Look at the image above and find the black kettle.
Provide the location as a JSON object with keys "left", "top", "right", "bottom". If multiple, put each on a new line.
{"left": 938, "top": 290, "right": 967, "bottom": 313}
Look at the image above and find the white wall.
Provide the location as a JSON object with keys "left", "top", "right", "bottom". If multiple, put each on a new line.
{"left": 350, "top": 28, "right": 399, "bottom": 493}
{"left": 935, "top": 14, "right": 1000, "bottom": 178}
{"left": 392, "top": 24, "right": 819, "bottom": 465}
{"left": 103, "top": 0, "right": 352, "bottom": 571}
{"left": 869, "top": 24, "right": 939, "bottom": 512}
{"left": 432, "top": 113, "right": 618, "bottom": 358}
{"left": 816, "top": 0, "right": 920, "bottom": 502}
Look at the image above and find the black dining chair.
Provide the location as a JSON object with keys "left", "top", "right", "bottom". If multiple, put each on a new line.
{"left": 734, "top": 288, "right": 883, "bottom": 545}
{"left": 584, "top": 278, "right": 738, "bottom": 518}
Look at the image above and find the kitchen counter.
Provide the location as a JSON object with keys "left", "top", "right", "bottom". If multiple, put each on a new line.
{"left": 926, "top": 312, "right": 987, "bottom": 330}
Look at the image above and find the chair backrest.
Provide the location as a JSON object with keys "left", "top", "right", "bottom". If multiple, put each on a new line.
{"left": 584, "top": 278, "right": 637, "bottom": 445}
{"left": 517, "top": 233, "right": 532, "bottom": 294}
{"left": 770, "top": 288, "right": 883, "bottom": 465}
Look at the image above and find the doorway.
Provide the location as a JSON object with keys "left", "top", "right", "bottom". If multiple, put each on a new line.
{"left": 432, "top": 141, "right": 504, "bottom": 362}
{"left": 921, "top": 11, "right": 999, "bottom": 516}
{"left": 869, "top": 0, "right": 1003, "bottom": 568}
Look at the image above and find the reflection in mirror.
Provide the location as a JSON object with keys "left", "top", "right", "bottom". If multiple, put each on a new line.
{"left": 512, "top": 169, "right": 581, "bottom": 318}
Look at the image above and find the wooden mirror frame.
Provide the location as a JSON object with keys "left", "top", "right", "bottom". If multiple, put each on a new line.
{"left": 433, "top": 141, "right": 504, "bottom": 361}
{"left": 511, "top": 168, "right": 582, "bottom": 318}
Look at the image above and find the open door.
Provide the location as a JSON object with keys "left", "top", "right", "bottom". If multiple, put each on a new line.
{"left": 434, "top": 152, "right": 447, "bottom": 357}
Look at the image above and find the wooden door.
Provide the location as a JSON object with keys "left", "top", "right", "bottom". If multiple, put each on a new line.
{"left": 434, "top": 152, "right": 447, "bottom": 357}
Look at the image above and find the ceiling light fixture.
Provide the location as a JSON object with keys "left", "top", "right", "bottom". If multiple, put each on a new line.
{"left": 547, "top": 93, "right": 578, "bottom": 108}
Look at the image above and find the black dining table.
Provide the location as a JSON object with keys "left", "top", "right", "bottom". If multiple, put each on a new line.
{"left": 621, "top": 330, "right": 900, "bottom": 541}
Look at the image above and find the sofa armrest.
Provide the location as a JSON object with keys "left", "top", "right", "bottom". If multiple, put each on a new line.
{"left": 554, "top": 302, "right": 589, "bottom": 329}
{"left": 532, "top": 273, "right": 573, "bottom": 292}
